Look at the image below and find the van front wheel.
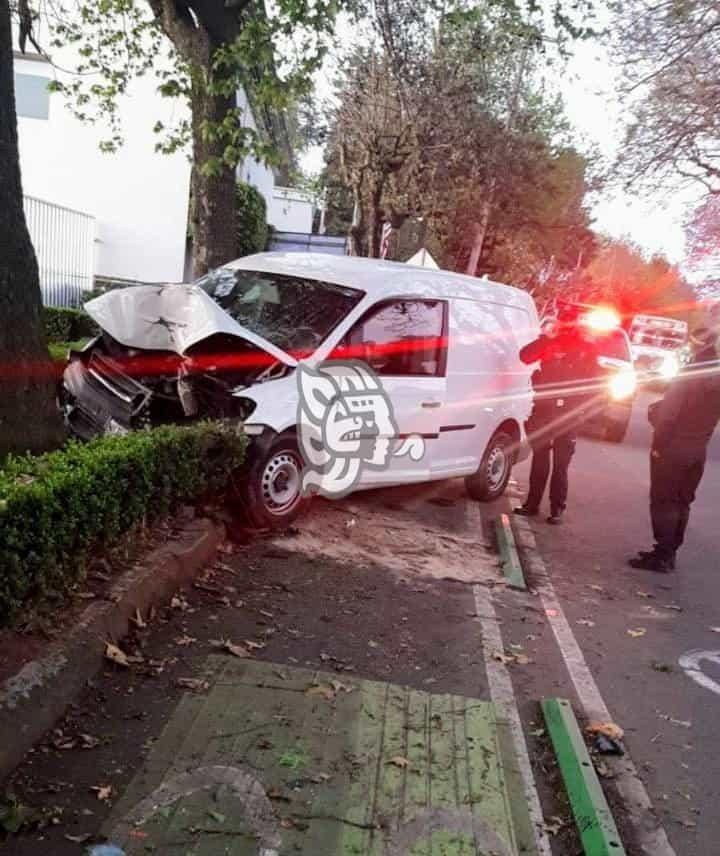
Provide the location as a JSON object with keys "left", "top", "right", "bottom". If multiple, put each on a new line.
{"left": 465, "top": 430, "right": 514, "bottom": 501}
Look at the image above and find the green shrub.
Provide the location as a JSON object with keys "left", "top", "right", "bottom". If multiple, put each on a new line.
{"left": 43, "top": 307, "right": 99, "bottom": 343}
{"left": 237, "top": 181, "right": 268, "bottom": 257}
{"left": 0, "top": 423, "right": 246, "bottom": 625}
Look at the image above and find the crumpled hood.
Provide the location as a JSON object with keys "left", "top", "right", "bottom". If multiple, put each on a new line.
{"left": 84, "top": 284, "right": 296, "bottom": 366}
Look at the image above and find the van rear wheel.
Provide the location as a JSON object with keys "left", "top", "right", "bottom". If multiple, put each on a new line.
{"left": 465, "top": 430, "right": 514, "bottom": 501}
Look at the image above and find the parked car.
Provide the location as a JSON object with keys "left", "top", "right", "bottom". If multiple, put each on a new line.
{"left": 61, "top": 253, "right": 541, "bottom": 526}
{"left": 540, "top": 301, "right": 637, "bottom": 444}
{"left": 628, "top": 313, "right": 688, "bottom": 385}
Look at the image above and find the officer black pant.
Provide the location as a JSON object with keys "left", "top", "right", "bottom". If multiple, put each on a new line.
{"left": 650, "top": 449, "right": 705, "bottom": 556}
{"left": 526, "top": 431, "right": 577, "bottom": 513}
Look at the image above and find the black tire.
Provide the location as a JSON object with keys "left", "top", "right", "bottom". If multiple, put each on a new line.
{"left": 465, "top": 430, "right": 514, "bottom": 501}
{"left": 605, "top": 417, "right": 630, "bottom": 444}
{"left": 234, "top": 434, "right": 308, "bottom": 529}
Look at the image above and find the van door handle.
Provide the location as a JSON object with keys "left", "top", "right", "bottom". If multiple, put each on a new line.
{"left": 421, "top": 400, "right": 441, "bottom": 408}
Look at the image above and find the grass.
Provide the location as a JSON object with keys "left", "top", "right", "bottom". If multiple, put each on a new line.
{"left": 48, "top": 340, "right": 90, "bottom": 362}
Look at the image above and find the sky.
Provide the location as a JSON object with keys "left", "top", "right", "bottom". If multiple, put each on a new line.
{"left": 299, "top": 16, "right": 700, "bottom": 271}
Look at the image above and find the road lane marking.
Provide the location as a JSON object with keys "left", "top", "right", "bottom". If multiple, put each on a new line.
{"left": 512, "top": 515, "right": 677, "bottom": 856}
{"left": 679, "top": 649, "right": 720, "bottom": 696}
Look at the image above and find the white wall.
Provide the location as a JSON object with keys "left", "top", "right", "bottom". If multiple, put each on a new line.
{"left": 14, "top": 51, "right": 191, "bottom": 284}
{"left": 269, "top": 186, "right": 314, "bottom": 233}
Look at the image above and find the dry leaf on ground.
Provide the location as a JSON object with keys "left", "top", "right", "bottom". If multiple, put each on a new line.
{"left": 210, "top": 638, "right": 252, "bottom": 658}
{"left": 243, "top": 640, "right": 266, "bottom": 651}
{"left": 174, "top": 634, "right": 197, "bottom": 647}
{"left": 586, "top": 721, "right": 625, "bottom": 741}
{"left": 577, "top": 619, "right": 595, "bottom": 627}
{"left": 91, "top": 785, "right": 112, "bottom": 802}
{"left": 104, "top": 642, "right": 129, "bottom": 668}
{"left": 305, "top": 684, "right": 336, "bottom": 701}
{"left": 176, "top": 677, "right": 210, "bottom": 692}
{"left": 130, "top": 608, "right": 147, "bottom": 628}
{"left": 627, "top": 628, "right": 647, "bottom": 638}
{"left": 387, "top": 756, "right": 409, "bottom": 768}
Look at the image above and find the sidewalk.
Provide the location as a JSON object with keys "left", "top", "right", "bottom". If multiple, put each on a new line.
{"left": 103, "top": 658, "right": 537, "bottom": 855}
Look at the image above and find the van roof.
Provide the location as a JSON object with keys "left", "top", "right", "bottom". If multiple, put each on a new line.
{"left": 227, "top": 252, "right": 534, "bottom": 313}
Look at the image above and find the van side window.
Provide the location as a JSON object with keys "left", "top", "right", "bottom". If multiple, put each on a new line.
{"left": 342, "top": 300, "right": 447, "bottom": 377}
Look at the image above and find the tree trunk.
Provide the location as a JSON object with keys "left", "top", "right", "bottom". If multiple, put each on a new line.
{"left": 0, "top": 0, "right": 64, "bottom": 458}
{"left": 147, "top": 0, "right": 238, "bottom": 280}
{"left": 189, "top": 80, "right": 238, "bottom": 278}
{"left": 465, "top": 193, "right": 493, "bottom": 277}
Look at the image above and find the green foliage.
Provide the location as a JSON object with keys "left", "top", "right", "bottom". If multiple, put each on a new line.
{"left": 42, "top": 307, "right": 99, "bottom": 344}
{"left": 0, "top": 423, "right": 246, "bottom": 625}
{"left": 30, "top": 0, "right": 341, "bottom": 173}
{"left": 236, "top": 181, "right": 268, "bottom": 257}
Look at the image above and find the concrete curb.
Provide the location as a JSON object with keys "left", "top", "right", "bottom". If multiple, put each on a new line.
{"left": 0, "top": 517, "right": 225, "bottom": 784}
{"left": 542, "top": 698, "right": 626, "bottom": 856}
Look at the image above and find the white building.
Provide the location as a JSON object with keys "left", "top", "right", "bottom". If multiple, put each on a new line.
{"left": 12, "top": 43, "right": 314, "bottom": 294}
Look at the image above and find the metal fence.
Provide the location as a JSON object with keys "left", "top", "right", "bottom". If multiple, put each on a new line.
{"left": 23, "top": 195, "right": 95, "bottom": 308}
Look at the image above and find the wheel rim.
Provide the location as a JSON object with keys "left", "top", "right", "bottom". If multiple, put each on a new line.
{"left": 485, "top": 444, "right": 508, "bottom": 491}
{"left": 260, "top": 451, "right": 303, "bottom": 516}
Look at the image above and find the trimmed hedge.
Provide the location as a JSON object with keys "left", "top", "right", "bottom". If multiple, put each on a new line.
{"left": 0, "top": 423, "right": 246, "bottom": 625}
{"left": 43, "top": 307, "right": 99, "bottom": 344}
{"left": 237, "top": 181, "right": 268, "bottom": 257}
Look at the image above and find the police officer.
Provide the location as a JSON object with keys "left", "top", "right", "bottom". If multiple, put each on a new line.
{"left": 514, "top": 316, "right": 603, "bottom": 524}
{"left": 629, "top": 327, "right": 720, "bottom": 572}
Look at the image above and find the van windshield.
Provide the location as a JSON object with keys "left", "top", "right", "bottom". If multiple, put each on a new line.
{"left": 195, "top": 269, "right": 364, "bottom": 355}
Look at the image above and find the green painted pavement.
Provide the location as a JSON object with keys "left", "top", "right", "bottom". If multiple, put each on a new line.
{"left": 105, "top": 658, "right": 540, "bottom": 855}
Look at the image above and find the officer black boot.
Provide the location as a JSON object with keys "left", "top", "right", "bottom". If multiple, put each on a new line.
{"left": 628, "top": 548, "right": 676, "bottom": 572}
{"left": 547, "top": 507, "right": 564, "bottom": 525}
{"left": 513, "top": 505, "right": 539, "bottom": 517}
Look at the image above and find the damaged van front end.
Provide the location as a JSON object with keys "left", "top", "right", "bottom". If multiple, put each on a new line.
{"left": 60, "top": 283, "right": 297, "bottom": 440}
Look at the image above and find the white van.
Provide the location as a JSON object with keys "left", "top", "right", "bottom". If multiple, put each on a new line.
{"left": 63, "top": 253, "right": 539, "bottom": 527}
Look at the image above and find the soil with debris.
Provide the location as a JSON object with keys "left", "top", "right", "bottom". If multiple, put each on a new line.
{"left": 2, "top": 482, "right": 516, "bottom": 853}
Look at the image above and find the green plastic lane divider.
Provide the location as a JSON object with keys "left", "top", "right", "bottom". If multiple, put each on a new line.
{"left": 495, "top": 513, "right": 526, "bottom": 590}
{"left": 541, "top": 698, "right": 626, "bottom": 856}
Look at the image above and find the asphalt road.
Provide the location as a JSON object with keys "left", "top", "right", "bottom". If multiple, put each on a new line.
{"left": 514, "top": 389, "right": 720, "bottom": 855}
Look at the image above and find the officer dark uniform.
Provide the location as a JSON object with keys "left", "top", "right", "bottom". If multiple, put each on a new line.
{"left": 630, "top": 328, "right": 720, "bottom": 572}
{"left": 514, "top": 321, "right": 603, "bottom": 524}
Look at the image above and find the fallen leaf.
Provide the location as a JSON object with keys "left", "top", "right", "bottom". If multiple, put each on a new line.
{"left": 243, "top": 639, "right": 266, "bottom": 651}
{"left": 130, "top": 608, "right": 146, "bottom": 628}
{"left": 79, "top": 733, "right": 100, "bottom": 749}
{"left": 65, "top": 834, "right": 92, "bottom": 844}
{"left": 577, "top": 619, "right": 595, "bottom": 627}
{"left": 492, "top": 651, "right": 514, "bottom": 665}
{"left": 514, "top": 654, "right": 531, "bottom": 666}
{"left": 589, "top": 584, "right": 605, "bottom": 592}
{"left": 259, "top": 609, "right": 275, "bottom": 619}
{"left": 586, "top": 721, "right": 625, "bottom": 741}
{"left": 170, "top": 594, "right": 188, "bottom": 611}
{"left": 543, "top": 815, "right": 567, "bottom": 835}
{"left": 174, "top": 634, "right": 197, "bottom": 647}
{"left": 207, "top": 810, "right": 226, "bottom": 824}
{"left": 387, "top": 755, "right": 410, "bottom": 768}
{"left": 330, "top": 680, "right": 354, "bottom": 694}
{"left": 176, "top": 677, "right": 210, "bottom": 692}
{"left": 281, "top": 816, "right": 309, "bottom": 831}
{"left": 305, "top": 684, "right": 336, "bottom": 701}
{"left": 210, "top": 638, "right": 252, "bottom": 658}
{"left": 104, "top": 642, "right": 130, "bottom": 668}
{"left": 636, "top": 591, "right": 655, "bottom": 599}
{"left": 627, "top": 628, "right": 647, "bottom": 638}
{"left": 594, "top": 760, "right": 613, "bottom": 779}
{"left": 267, "top": 787, "right": 290, "bottom": 802}
{"left": 368, "top": 640, "right": 379, "bottom": 648}
{"left": 92, "top": 785, "right": 112, "bottom": 802}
